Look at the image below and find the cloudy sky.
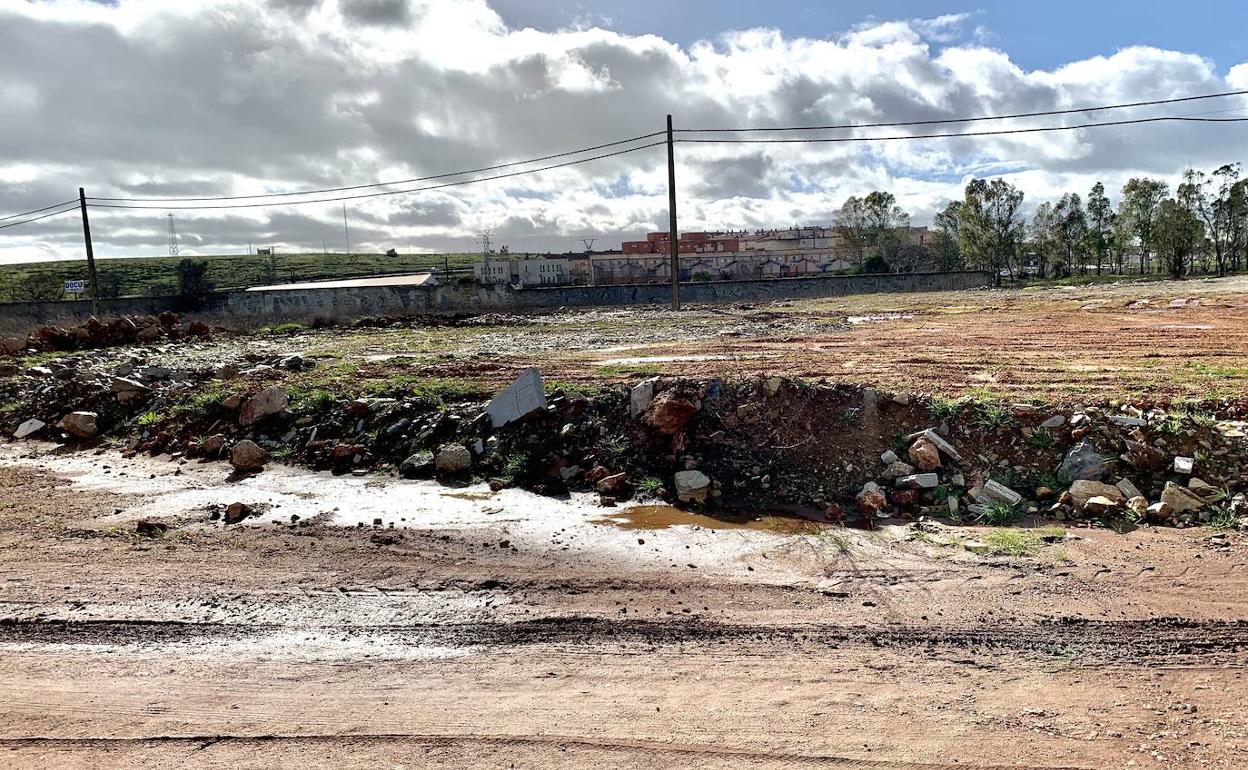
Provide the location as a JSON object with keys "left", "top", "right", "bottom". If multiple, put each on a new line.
{"left": 1, "top": 0, "right": 1246, "bottom": 262}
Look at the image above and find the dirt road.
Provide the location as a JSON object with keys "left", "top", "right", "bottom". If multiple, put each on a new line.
{"left": 2, "top": 446, "right": 1246, "bottom": 769}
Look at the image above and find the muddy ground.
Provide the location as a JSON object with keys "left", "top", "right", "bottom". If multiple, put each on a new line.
{"left": 1, "top": 442, "right": 1246, "bottom": 770}
{"left": 3, "top": 277, "right": 1248, "bottom": 769}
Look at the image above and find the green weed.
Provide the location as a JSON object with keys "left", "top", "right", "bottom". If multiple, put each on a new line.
{"left": 817, "top": 528, "right": 852, "bottom": 553}
{"left": 975, "top": 402, "right": 1013, "bottom": 430}
{"left": 1027, "top": 427, "right": 1055, "bottom": 449}
{"left": 136, "top": 411, "right": 160, "bottom": 427}
{"left": 637, "top": 476, "right": 664, "bottom": 496}
{"left": 980, "top": 530, "right": 1041, "bottom": 557}
{"left": 1208, "top": 508, "right": 1242, "bottom": 530}
{"left": 595, "top": 364, "right": 660, "bottom": 378}
{"left": 973, "top": 500, "right": 1021, "bottom": 526}
{"left": 928, "top": 395, "right": 963, "bottom": 420}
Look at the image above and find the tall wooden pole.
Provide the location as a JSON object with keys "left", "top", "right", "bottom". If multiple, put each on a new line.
{"left": 666, "top": 114, "right": 680, "bottom": 311}
{"left": 77, "top": 188, "right": 100, "bottom": 316}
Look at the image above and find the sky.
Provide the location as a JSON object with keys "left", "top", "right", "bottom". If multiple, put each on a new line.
{"left": 1, "top": 0, "right": 1246, "bottom": 262}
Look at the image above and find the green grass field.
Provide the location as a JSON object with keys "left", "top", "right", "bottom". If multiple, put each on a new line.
{"left": 0, "top": 251, "right": 487, "bottom": 301}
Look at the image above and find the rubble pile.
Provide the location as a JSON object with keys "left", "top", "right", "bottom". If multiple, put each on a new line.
{"left": 0, "top": 312, "right": 211, "bottom": 357}
{"left": 2, "top": 346, "right": 1247, "bottom": 531}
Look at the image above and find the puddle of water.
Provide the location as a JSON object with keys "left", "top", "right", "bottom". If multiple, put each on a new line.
{"left": 593, "top": 505, "right": 825, "bottom": 534}
{"left": 847, "top": 313, "right": 912, "bottom": 325}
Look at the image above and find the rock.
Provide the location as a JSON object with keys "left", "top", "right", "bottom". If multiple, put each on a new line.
{"left": 559, "top": 465, "right": 582, "bottom": 482}
{"left": 907, "top": 437, "right": 942, "bottom": 471}
{"left": 629, "top": 378, "right": 657, "bottom": 418}
{"left": 58, "top": 411, "right": 98, "bottom": 439}
{"left": 1187, "top": 478, "right": 1220, "bottom": 499}
{"left": 1116, "top": 478, "right": 1144, "bottom": 501}
{"left": 1173, "top": 456, "right": 1194, "bottom": 475}
{"left": 763, "top": 377, "right": 783, "bottom": 397}
{"left": 1083, "top": 496, "right": 1120, "bottom": 515}
{"left": 673, "top": 470, "right": 711, "bottom": 504}
{"left": 896, "top": 473, "right": 939, "bottom": 490}
{"left": 1160, "top": 481, "right": 1205, "bottom": 514}
{"left": 880, "top": 461, "right": 915, "bottom": 481}
{"left": 485, "top": 367, "right": 546, "bottom": 428}
{"left": 880, "top": 449, "right": 899, "bottom": 465}
{"left": 239, "top": 386, "right": 289, "bottom": 427}
{"left": 950, "top": 472, "right": 965, "bottom": 487}
{"left": 111, "top": 376, "right": 150, "bottom": 404}
{"left": 947, "top": 496, "right": 960, "bottom": 515}
{"left": 201, "top": 433, "right": 227, "bottom": 457}
{"left": 1122, "top": 440, "right": 1166, "bottom": 472}
{"left": 229, "top": 440, "right": 267, "bottom": 472}
{"left": 1146, "top": 501, "right": 1174, "bottom": 521}
{"left": 1059, "top": 440, "right": 1108, "bottom": 481}
{"left": 393, "top": 448, "right": 435, "bottom": 478}
{"left": 224, "top": 502, "right": 255, "bottom": 525}
{"left": 1069, "top": 479, "right": 1125, "bottom": 509}
{"left": 644, "top": 390, "right": 701, "bottom": 435}
{"left": 1, "top": 336, "right": 25, "bottom": 355}
{"left": 13, "top": 418, "right": 45, "bottom": 439}
{"left": 856, "top": 481, "right": 887, "bottom": 515}
{"left": 596, "top": 473, "right": 629, "bottom": 496}
{"left": 1109, "top": 415, "right": 1148, "bottom": 428}
{"left": 0, "top": 364, "right": 17, "bottom": 377}
{"left": 1127, "top": 496, "right": 1149, "bottom": 518}
{"left": 135, "top": 520, "right": 168, "bottom": 538}
{"left": 892, "top": 489, "right": 919, "bottom": 507}
{"left": 434, "top": 444, "right": 472, "bottom": 474}
{"left": 1040, "top": 415, "right": 1066, "bottom": 429}
{"left": 281, "top": 355, "right": 305, "bottom": 371}
{"left": 136, "top": 324, "right": 162, "bottom": 342}
{"left": 977, "top": 479, "right": 1023, "bottom": 507}
{"left": 585, "top": 465, "right": 610, "bottom": 484}
{"left": 187, "top": 320, "right": 211, "bottom": 337}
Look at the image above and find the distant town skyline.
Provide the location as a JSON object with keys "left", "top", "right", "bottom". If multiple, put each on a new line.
{"left": 1, "top": 0, "right": 1246, "bottom": 262}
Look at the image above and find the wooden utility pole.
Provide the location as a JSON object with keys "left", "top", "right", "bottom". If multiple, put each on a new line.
{"left": 77, "top": 188, "right": 100, "bottom": 316}
{"left": 342, "top": 203, "right": 351, "bottom": 255}
{"left": 666, "top": 114, "right": 680, "bottom": 310}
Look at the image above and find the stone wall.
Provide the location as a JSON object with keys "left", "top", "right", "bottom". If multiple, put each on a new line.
{"left": 0, "top": 271, "right": 991, "bottom": 332}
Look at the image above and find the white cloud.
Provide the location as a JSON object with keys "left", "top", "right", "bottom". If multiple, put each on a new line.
{"left": 0, "top": 0, "right": 1245, "bottom": 261}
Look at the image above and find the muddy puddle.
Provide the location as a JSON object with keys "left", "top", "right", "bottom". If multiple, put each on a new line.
{"left": 593, "top": 505, "right": 826, "bottom": 534}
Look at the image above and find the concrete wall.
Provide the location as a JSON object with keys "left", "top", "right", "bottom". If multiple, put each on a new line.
{"left": 0, "top": 271, "right": 991, "bottom": 332}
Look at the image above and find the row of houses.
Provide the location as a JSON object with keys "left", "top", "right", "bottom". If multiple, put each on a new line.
{"left": 472, "top": 225, "right": 935, "bottom": 287}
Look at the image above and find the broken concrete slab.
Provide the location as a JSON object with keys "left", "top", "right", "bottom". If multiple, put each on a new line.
{"left": 1116, "top": 478, "right": 1144, "bottom": 501}
{"left": 916, "top": 429, "right": 963, "bottom": 464}
{"left": 13, "top": 418, "right": 45, "bottom": 439}
{"left": 486, "top": 367, "right": 546, "bottom": 429}
{"left": 1173, "top": 456, "right": 1194, "bottom": 475}
{"left": 976, "top": 479, "right": 1022, "bottom": 507}
{"left": 896, "top": 473, "right": 939, "bottom": 490}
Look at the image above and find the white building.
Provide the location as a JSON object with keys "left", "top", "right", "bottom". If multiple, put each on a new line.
{"left": 474, "top": 257, "right": 570, "bottom": 287}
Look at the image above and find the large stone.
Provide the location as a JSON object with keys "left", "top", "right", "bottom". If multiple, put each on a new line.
{"left": 673, "top": 470, "right": 711, "bottom": 504}
{"left": 1121, "top": 440, "right": 1166, "bottom": 472}
{"left": 977, "top": 479, "right": 1023, "bottom": 507}
{"left": 1059, "top": 440, "right": 1108, "bottom": 481}
{"left": 224, "top": 502, "right": 255, "bottom": 525}
{"left": 1116, "top": 478, "right": 1144, "bottom": 501}
{"left": 896, "top": 473, "right": 940, "bottom": 490}
{"left": 435, "top": 444, "right": 472, "bottom": 474}
{"left": 486, "top": 367, "right": 546, "bottom": 428}
{"left": 239, "top": 386, "right": 288, "bottom": 427}
{"left": 596, "top": 473, "right": 629, "bottom": 496}
{"left": 229, "top": 440, "right": 267, "bottom": 472}
{"left": 58, "top": 411, "right": 98, "bottom": 439}
{"left": 644, "top": 390, "right": 701, "bottom": 435}
{"left": 1160, "top": 481, "right": 1205, "bottom": 514}
{"left": 1068, "top": 479, "right": 1125, "bottom": 509}
{"left": 201, "top": 433, "right": 227, "bottom": 457}
{"left": 1, "top": 336, "right": 25, "bottom": 355}
{"left": 629, "top": 377, "right": 657, "bottom": 419}
{"left": 13, "top": 418, "right": 45, "bottom": 439}
{"left": 907, "top": 437, "right": 942, "bottom": 471}
{"left": 399, "top": 451, "right": 435, "bottom": 479}
{"left": 1039, "top": 415, "right": 1066, "bottom": 430}
{"left": 856, "top": 481, "right": 887, "bottom": 515}
{"left": 1109, "top": 415, "right": 1148, "bottom": 428}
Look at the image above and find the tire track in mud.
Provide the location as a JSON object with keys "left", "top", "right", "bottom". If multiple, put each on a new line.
{"left": 0, "top": 733, "right": 1094, "bottom": 769}
{"left": 2, "top": 616, "right": 1246, "bottom": 663}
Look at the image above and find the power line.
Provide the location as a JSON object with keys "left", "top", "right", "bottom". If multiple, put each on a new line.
{"left": 0, "top": 204, "right": 79, "bottom": 228}
{"left": 86, "top": 141, "right": 667, "bottom": 211}
{"left": 675, "top": 115, "right": 1248, "bottom": 144}
{"left": 0, "top": 198, "right": 80, "bottom": 222}
{"left": 88, "top": 131, "right": 667, "bottom": 203}
{"left": 676, "top": 88, "right": 1248, "bottom": 133}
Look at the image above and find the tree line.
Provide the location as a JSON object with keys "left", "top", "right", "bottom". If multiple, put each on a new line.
{"left": 833, "top": 162, "right": 1248, "bottom": 282}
